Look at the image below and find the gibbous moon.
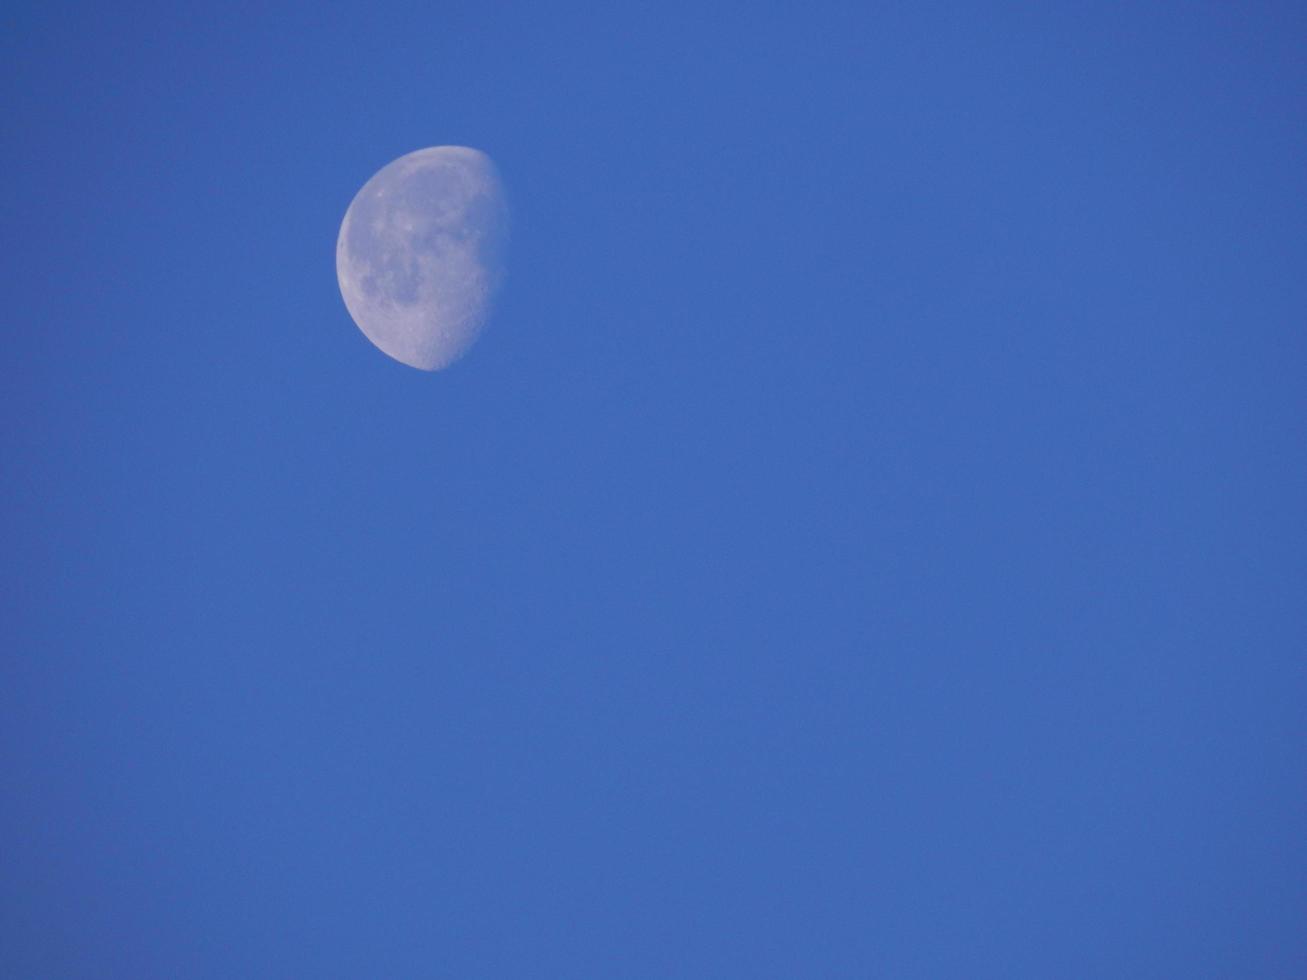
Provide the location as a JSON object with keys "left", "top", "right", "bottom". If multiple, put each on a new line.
{"left": 336, "top": 146, "right": 508, "bottom": 370}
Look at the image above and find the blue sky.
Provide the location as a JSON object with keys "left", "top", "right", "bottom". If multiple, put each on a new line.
{"left": 3, "top": 2, "right": 1306, "bottom": 976}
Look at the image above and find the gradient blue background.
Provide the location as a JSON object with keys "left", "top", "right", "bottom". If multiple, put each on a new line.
{"left": 3, "top": 3, "right": 1306, "bottom": 976}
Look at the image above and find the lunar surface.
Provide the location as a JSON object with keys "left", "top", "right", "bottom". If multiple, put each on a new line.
{"left": 336, "top": 146, "right": 508, "bottom": 370}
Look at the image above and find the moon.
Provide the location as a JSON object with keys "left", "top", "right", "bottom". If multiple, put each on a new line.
{"left": 336, "top": 146, "right": 508, "bottom": 370}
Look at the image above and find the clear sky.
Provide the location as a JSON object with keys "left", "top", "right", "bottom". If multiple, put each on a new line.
{"left": 3, "top": 3, "right": 1306, "bottom": 977}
